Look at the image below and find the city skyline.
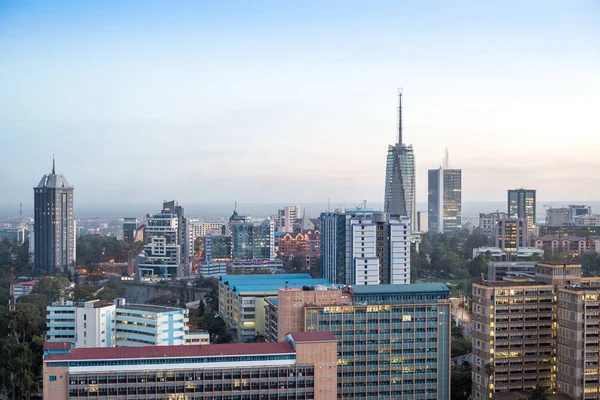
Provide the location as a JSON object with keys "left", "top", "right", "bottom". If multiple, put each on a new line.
{"left": 1, "top": 1, "right": 599, "bottom": 208}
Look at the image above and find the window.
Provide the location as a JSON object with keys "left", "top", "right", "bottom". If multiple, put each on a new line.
{"left": 50, "top": 376, "right": 57, "bottom": 381}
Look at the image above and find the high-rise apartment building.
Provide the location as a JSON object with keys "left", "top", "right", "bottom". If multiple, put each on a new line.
{"left": 43, "top": 331, "right": 337, "bottom": 400}
{"left": 320, "top": 209, "right": 411, "bottom": 286}
{"left": 277, "top": 205, "right": 301, "bottom": 232}
{"left": 137, "top": 201, "right": 188, "bottom": 279}
{"left": 478, "top": 212, "right": 507, "bottom": 239}
{"left": 496, "top": 217, "right": 528, "bottom": 251}
{"left": 508, "top": 189, "right": 537, "bottom": 235}
{"left": 265, "top": 283, "right": 451, "bottom": 399}
{"left": 122, "top": 217, "right": 139, "bottom": 243}
{"left": 384, "top": 91, "right": 417, "bottom": 229}
{"left": 162, "top": 201, "right": 192, "bottom": 273}
{"left": 428, "top": 157, "right": 462, "bottom": 233}
{"left": 34, "top": 159, "right": 75, "bottom": 275}
{"left": 229, "top": 214, "right": 275, "bottom": 260}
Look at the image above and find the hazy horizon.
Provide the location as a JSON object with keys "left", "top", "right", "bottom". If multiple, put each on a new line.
{"left": 1, "top": 1, "right": 599, "bottom": 208}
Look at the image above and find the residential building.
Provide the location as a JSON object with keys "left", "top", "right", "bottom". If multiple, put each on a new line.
{"left": 321, "top": 209, "right": 411, "bottom": 286}
{"left": 218, "top": 274, "right": 330, "bottom": 342}
{"left": 472, "top": 246, "right": 544, "bottom": 261}
{"left": 508, "top": 189, "right": 537, "bottom": 235}
{"left": 417, "top": 211, "right": 428, "bottom": 233}
{"left": 43, "top": 331, "right": 338, "bottom": 400}
{"left": 265, "top": 283, "right": 452, "bottom": 399}
{"left": 14, "top": 279, "right": 38, "bottom": 300}
{"left": 46, "top": 299, "right": 189, "bottom": 348}
{"left": 191, "top": 221, "right": 225, "bottom": 238}
{"left": 384, "top": 91, "right": 417, "bottom": 230}
{"left": 574, "top": 214, "right": 600, "bottom": 226}
{"left": 533, "top": 235, "right": 588, "bottom": 257}
{"left": 477, "top": 212, "right": 505, "bottom": 240}
{"left": 428, "top": 153, "right": 462, "bottom": 233}
{"left": 540, "top": 224, "right": 600, "bottom": 239}
{"left": 277, "top": 205, "right": 301, "bottom": 232}
{"left": 137, "top": 201, "right": 191, "bottom": 279}
{"left": 229, "top": 213, "right": 275, "bottom": 261}
{"left": 201, "top": 259, "right": 284, "bottom": 277}
{"left": 278, "top": 232, "right": 309, "bottom": 253}
{"left": 34, "top": 159, "right": 75, "bottom": 275}
{"left": 556, "top": 286, "right": 600, "bottom": 399}
{"left": 122, "top": 217, "right": 139, "bottom": 243}
{"left": 496, "top": 217, "right": 528, "bottom": 251}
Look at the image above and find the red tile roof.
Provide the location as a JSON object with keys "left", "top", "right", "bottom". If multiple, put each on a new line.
{"left": 289, "top": 331, "right": 337, "bottom": 343}
{"left": 44, "top": 342, "right": 72, "bottom": 351}
{"left": 45, "top": 342, "right": 295, "bottom": 361}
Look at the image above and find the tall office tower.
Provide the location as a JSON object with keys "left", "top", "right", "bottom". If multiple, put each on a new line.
{"left": 137, "top": 202, "right": 183, "bottom": 279}
{"left": 162, "top": 200, "right": 192, "bottom": 273}
{"left": 384, "top": 91, "right": 417, "bottom": 229}
{"left": 266, "top": 283, "right": 452, "bottom": 399}
{"left": 277, "top": 205, "right": 301, "bottom": 232}
{"left": 33, "top": 159, "right": 75, "bottom": 275}
{"left": 427, "top": 153, "right": 462, "bottom": 233}
{"left": 229, "top": 214, "right": 275, "bottom": 260}
{"left": 320, "top": 209, "right": 411, "bottom": 285}
{"left": 122, "top": 217, "right": 139, "bottom": 243}
{"left": 495, "top": 217, "right": 528, "bottom": 251}
{"left": 508, "top": 189, "right": 537, "bottom": 235}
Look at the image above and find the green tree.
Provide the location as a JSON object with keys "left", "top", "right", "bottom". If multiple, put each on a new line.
{"left": 30, "top": 276, "right": 71, "bottom": 303}
{"left": 529, "top": 384, "right": 549, "bottom": 400}
{"left": 450, "top": 370, "right": 472, "bottom": 400}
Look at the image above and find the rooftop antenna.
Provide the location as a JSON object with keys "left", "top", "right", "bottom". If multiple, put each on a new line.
{"left": 52, "top": 154, "right": 56, "bottom": 174}
{"left": 397, "top": 88, "right": 403, "bottom": 145}
{"left": 328, "top": 198, "right": 331, "bottom": 213}
{"left": 443, "top": 148, "right": 450, "bottom": 169}
{"left": 234, "top": 201, "right": 237, "bottom": 212}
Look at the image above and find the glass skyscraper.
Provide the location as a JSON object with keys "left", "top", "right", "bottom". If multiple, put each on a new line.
{"left": 508, "top": 189, "right": 536, "bottom": 234}
{"left": 428, "top": 167, "right": 462, "bottom": 233}
{"left": 384, "top": 92, "right": 417, "bottom": 229}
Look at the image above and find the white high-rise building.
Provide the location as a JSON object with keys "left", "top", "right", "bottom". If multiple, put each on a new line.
{"left": 277, "top": 205, "right": 301, "bottom": 232}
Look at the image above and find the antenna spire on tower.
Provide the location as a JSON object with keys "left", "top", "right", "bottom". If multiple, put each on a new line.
{"left": 443, "top": 148, "right": 450, "bottom": 169}
{"left": 397, "top": 88, "right": 403, "bottom": 145}
{"left": 52, "top": 154, "right": 56, "bottom": 174}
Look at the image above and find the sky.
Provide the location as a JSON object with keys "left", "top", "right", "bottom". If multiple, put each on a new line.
{"left": 1, "top": 0, "right": 599, "bottom": 213}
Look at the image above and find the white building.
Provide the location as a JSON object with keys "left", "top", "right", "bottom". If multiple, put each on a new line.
{"left": 184, "top": 331, "right": 210, "bottom": 345}
{"left": 573, "top": 213, "right": 600, "bottom": 226}
{"left": 478, "top": 212, "right": 507, "bottom": 240}
{"left": 14, "top": 279, "right": 38, "bottom": 300}
{"left": 138, "top": 211, "right": 182, "bottom": 279}
{"left": 277, "top": 205, "right": 301, "bottom": 232}
{"left": 46, "top": 299, "right": 189, "bottom": 348}
{"left": 417, "top": 211, "right": 428, "bottom": 233}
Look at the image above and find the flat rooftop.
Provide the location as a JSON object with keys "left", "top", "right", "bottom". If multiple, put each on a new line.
{"left": 536, "top": 261, "right": 581, "bottom": 266}
{"left": 289, "top": 331, "right": 337, "bottom": 343}
{"left": 118, "top": 304, "right": 183, "bottom": 313}
{"left": 220, "top": 274, "right": 330, "bottom": 294}
{"left": 474, "top": 281, "right": 551, "bottom": 287}
{"left": 351, "top": 283, "right": 450, "bottom": 295}
{"left": 45, "top": 342, "right": 295, "bottom": 362}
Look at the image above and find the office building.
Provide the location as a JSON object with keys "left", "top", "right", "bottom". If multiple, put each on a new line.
{"left": 508, "top": 189, "right": 537, "bottom": 235}
{"left": 486, "top": 261, "right": 537, "bottom": 281}
{"left": 13, "top": 279, "right": 38, "bottom": 300}
{"left": 229, "top": 214, "right": 275, "bottom": 261}
{"left": 472, "top": 246, "right": 544, "bottom": 261}
{"left": 321, "top": 209, "right": 411, "bottom": 286}
{"left": 265, "top": 283, "right": 451, "bottom": 399}
{"left": 218, "top": 274, "right": 330, "bottom": 342}
{"left": 496, "top": 217, "right": 528, "bottom": 251}
{"left": 574, "top": 214, "right": 600, "bottom": 226}
{"left": 533, "top": 235, "right": 588, "bottom": 257}
{"left": 204, "top": 235, "right": 232, "bottom": 262}
{"left": 546, "top": 207, "right": 569, "bottom": 226}
{"left": 556, "top": 286, "right": 600, "bottom": 399}
{"left": 569, "top": 204, "right": 592, "bottom": 222}
{"left": 384, "top": 91, "right": 417, "bottom": 229}
{"left": 428, "top": 155, "right": 462, "bottom": 233}
{"left": 277, "top": 205, "right": 301, "bottom": 232}
{"left": 478, "top": 212, "right": 507, "bottom": 240}
{"left": 162, "top": 200, "right": 192, "bottom": 273}
{"left": 34, "top": 159, "right": 75, "bottom": 275}
{"left": 278, "top": 232, "right": 310, "bottom": 253}
{"left": 137, "top": 201, "right": 189, "bottom": 279}
{"left": 43, "top": 331, "right": 337, "bottom": 400}
{"left": 122, "top": 217, "right": 139, "bottom": 243}
{"left": 417, "top": 211, "right": 428, "bottom": 233}
{"left": 46, "top": 299, "right": 189, "bottom": 347}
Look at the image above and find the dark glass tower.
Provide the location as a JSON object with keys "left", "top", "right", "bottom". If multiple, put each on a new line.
{"left": 384, "top": 91, "right": 417, "bottom": 229}
{"left": 508, "top": 189, "right": 536, "bottom": 234}
{"left": 33, "top": 159, "right": 75, "bottom": 275}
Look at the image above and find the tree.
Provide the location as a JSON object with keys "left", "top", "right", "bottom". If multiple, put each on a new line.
{"left": 451, "top": 336, "right": 472, "bottom": 358}
{"left": 484, "top": 362, "right": 495, "bottom": 378}
{"left": 529, "top": 384, "right": 549, "bottom": 400}
{"left": 31, "top": 276, "right": 71, "bottom": 303}
{"left": 254, "top": 333, "right": 266, "bottom": 342}
{"left": 450, "top": 370, "right": 472, "bottom": 400}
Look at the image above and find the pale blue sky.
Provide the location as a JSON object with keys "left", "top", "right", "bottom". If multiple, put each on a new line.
{"left": 1, "top": 0, "right": 598, "bottom": 210}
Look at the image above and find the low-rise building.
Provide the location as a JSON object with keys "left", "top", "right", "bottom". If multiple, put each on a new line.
{"left": 486, "top": 261, "right": 537, "bottom": 281}
{"left": 472, "top": 246, "right": 544, "bottom": 260}
{"left": 43, "top": 331, "right": 338, "bottom": 400}
{"left": 184, "top": 331, "right": 210, "bottom": 345}
{"left": 218, "top": 274, "right": 330, "bottom": 342}
{"left": 533, "top": 235, "right": 588, "bottom": 256}
{"left": 14, "top": 279, "right": 38, "bottom": 300}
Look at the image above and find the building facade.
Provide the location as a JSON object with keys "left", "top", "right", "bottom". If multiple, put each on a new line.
{"left": 496, "top": 217, "right": 528, "bottom": 251}
{"left": 266, "top": 283, "right": 451, "bottom": 399}
{"left": 320, "top": 209, "right": 411, "bottom": 286}
{"left": 122, "top": 217, "right": 139, "bottom": 243}
{"left": 278, "top": 232, "right": 310, "bottom": 253}
{"left": 384, "top": 92, "right": 417, "bottom": 230}
{"left": 46, "top": 299, "right": 189, "bottom": 348}
{"left": 508, "top": 189, "right": 537, "bottom": 235}
{"left": 417, "top": 211, "right": 428, "bottom": 233}
{"left": 428, "top": 167, "right": 462, "bottom": 233}
{"left": 137, "top": 209, "right": 182, "bottom": 279}
{"left": 277, "top": 205, "right": 301, "bottom": 232}
{"left": 34, "top": 160, "right": 75, "bottom": 275}
{"left": 230, "top": 217, "right": 275, "bottom": 261}
{"left": 43, "top": 332, "right": 337, "bottom": 400}
{"left": 479, "top": 212, "right": 507, "bottom": 240}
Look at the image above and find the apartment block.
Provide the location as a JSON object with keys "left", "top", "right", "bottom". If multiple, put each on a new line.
{"left": 265, "top": 283, "right": 451, "bottom": 399}
{"left": 496, "top": 217, "right": 528, "bottom": 251}
{"left": 43, "top": 331, "right": 337, "bottom": 400}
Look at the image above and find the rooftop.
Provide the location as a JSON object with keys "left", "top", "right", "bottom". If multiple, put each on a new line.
{"left": 536, "top": 261, "right": 581, "bottom": 266}
{"left": 118, "top": 304, "right": 184, "bottom": 313}
{"left": 44, "top": 342, "right": 73, "bottom": 351}
{"left": 45, "top": 342, "right": 295, "bottom": 362}
{"left": 220, "top": 274, "right": 330, "bottom": 294}
{"left": 351, "top": 283, "right": 450, "bottom": 295}
{"left": 474, "top": 280, "right": 551, "bottom": 288}
{"left": 289, "top": 331, "right": 337, "bottom": 343}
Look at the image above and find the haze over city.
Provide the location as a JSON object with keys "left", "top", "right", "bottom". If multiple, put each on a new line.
{"left": 1, "top": 0, "right": 599, "bottom": 212}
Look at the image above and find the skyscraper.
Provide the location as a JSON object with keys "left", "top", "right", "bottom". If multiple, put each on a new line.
{"left": 33, "top": 159, "right": 75, "bottom": 275}
{"left": 384, "top": 91, "right": 417, "bottom": 229}
{"left": 320, "top": 208, "right": 411, "bottom": 285}
{"left": 508, "top": 188, "right": 536, "bottom": 235}
{"left": 229, "top": 212, "right": 275, "bottom": 260}
{"left": 428, "top": 152, "right": 462, "bottom": 233}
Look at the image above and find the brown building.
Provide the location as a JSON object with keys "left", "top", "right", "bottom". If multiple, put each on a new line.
{"left": 43, "top": 331, "right": 337, "bottom": 400}
{"left": 533, "top": 235, "right": 588, "bottom": 257}
{"left": 535, "top": 261, "right": 582, "bottom": 286}
{"left": 278, "top": 232, "right": 310, "bottom": 253}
